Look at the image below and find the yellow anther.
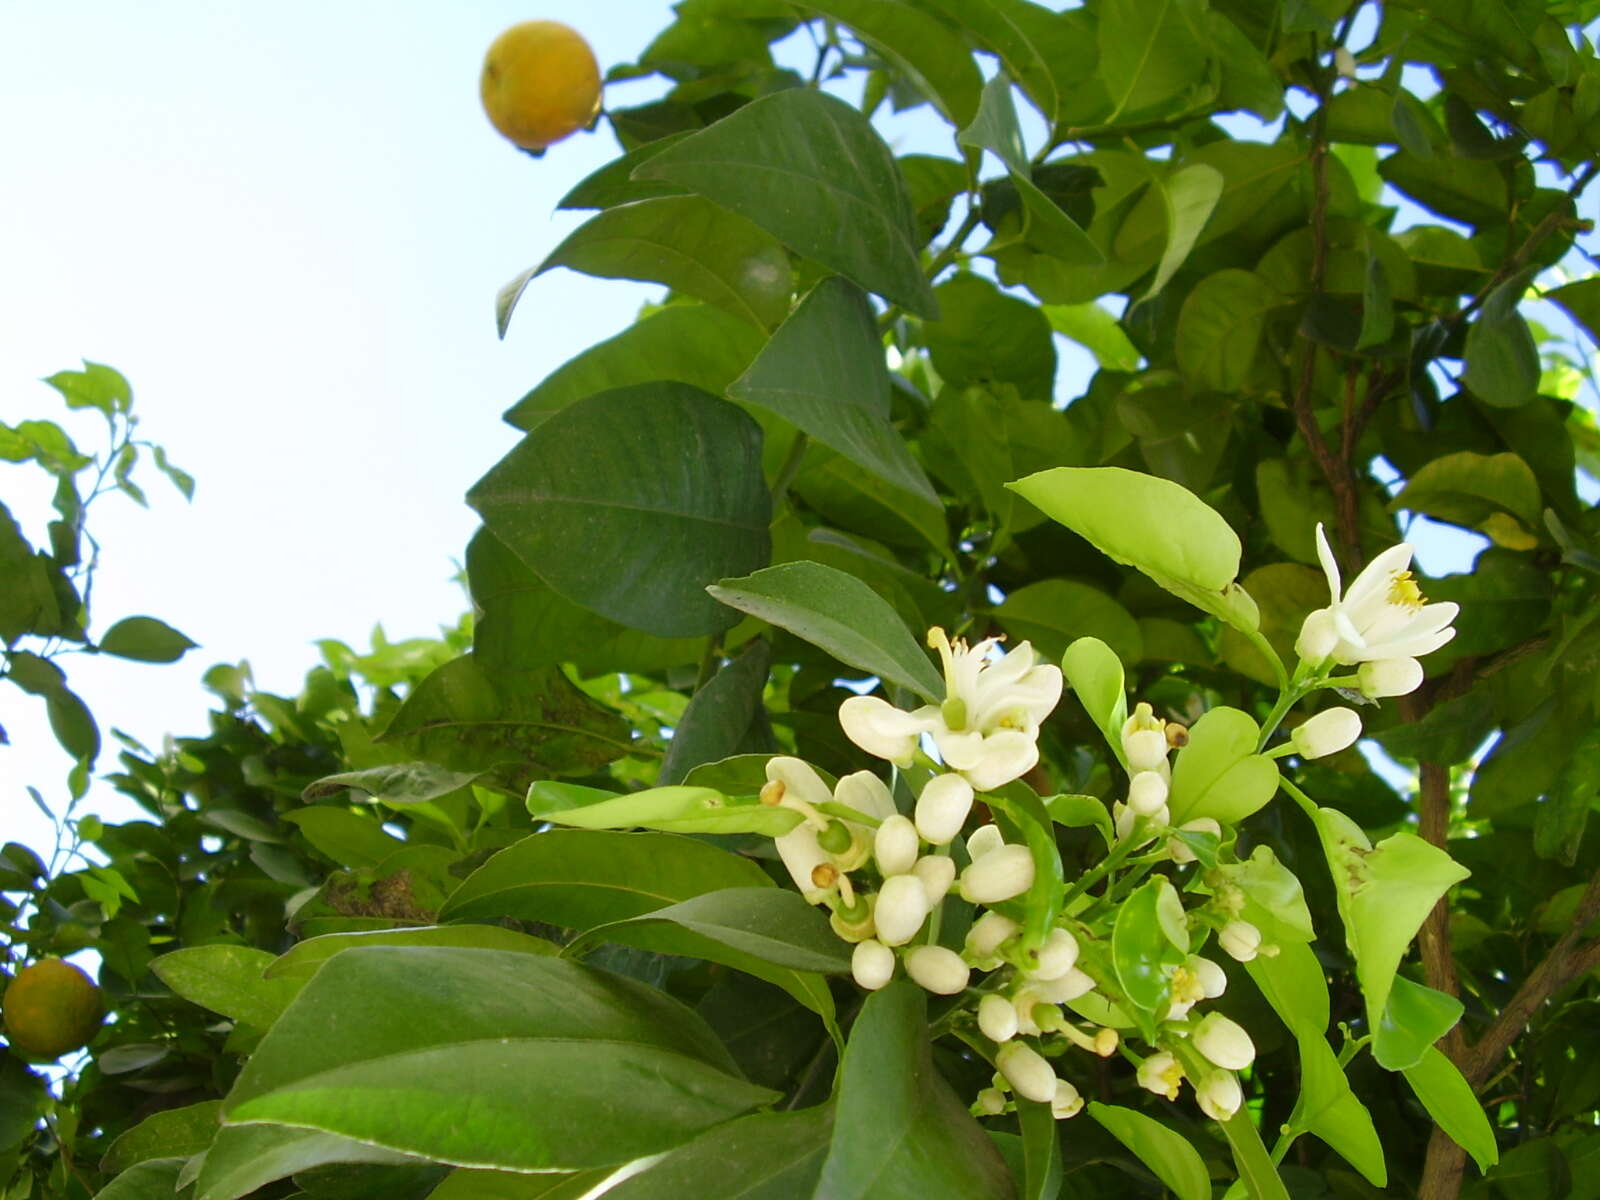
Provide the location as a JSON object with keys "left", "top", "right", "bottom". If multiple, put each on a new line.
{"left": 811, "top": 862, "right": 839, "bottom": 889}
{"left": 1388, "top": 570, "right": 1425, "bottom": 610}
{"left": 759, "top": 779, "right": 786, "bottom": 806}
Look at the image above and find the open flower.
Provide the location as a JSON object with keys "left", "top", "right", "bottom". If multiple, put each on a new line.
{"left": 1297, "top": 524, "right": 1458, "bottom": 666}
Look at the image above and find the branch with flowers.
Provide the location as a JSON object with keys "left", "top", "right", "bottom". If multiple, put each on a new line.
{"left": 528, "top": 465, "right": 1488, "bottom": 1197}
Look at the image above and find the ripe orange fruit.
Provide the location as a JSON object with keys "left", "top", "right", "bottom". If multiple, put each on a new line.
{"left": 480, "top": 21, "right": 602, "bottom": 152}
{"left": 2, "top": 959, "right": 104, "bottom": 1060}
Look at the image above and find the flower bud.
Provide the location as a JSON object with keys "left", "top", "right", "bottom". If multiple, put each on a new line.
{"left": 978, "top": 992, "right": 1019, "bottom": 1043}
{"left": 1358, "top": 656, "right": 1424, "bottom": 698}
{"left": 1123, "top": 730, "right": 1169, "bottom": 772}
{"left": 838, "top": 695, "right": 928, "bottom": 764}
{"left": 1012, "top": 988, "right": 1047, "bottom": 1037}
{"left": 1127, "top": 769, "right": 1169, "bottom": 816}
{"left": 1051, "top": 1079, "right": 1084, "bottom": 1120}
{"left": 912, "top": 855, "right": 956, "bottom": 906}
{"left": 996, "top": 1041, "right": 1057, "bottom": 1104}
{"left": 973, "top": 1087, "right": 1007, "bottom": 1115}
{"left": 964, "top": 911, "right": 1019, "bottom": 964}
{"left": 835, "top": 769, "right": 897, "bottom": 821}
{"left": 1115, "top": 801, "right": 1167, "bottom": 843}
{"left": 1168, "top": 817, "right": 1221, "bottom": 864}
{"left": 874, "top": 815, "right": 920, "bottom": 877}
{"left": 1195, "top": 1069, "right": 1243, "bottom": 1121}
{"left": 904, "top": 945, "right": 970, "bottom": 995}
{"left": 1033, "top": 967, "right": 1095, "bottom": 1004}
{"left": 1291, "top": 707, "right": 1362, "bottom": 758}
{"left": 1188, "top": 955, "right": 1227, "bottom": 999}
{"left": 1027, "top": 927, "right": 1080, "bottom": 981}
{"left": 960, "top": 844, "right": 1035, "bottom": 904}
{"left": 1296, "top": 607, "right": 1339, "bottom": 664}
{"left": 1334, "top": 46, "right": 1357, "bottom": 78}
{"left": 1093, "top": 1027, "right": 1119, "bottom": 1057}
{"left": 1137, "top": 1050, "right": 1183, "bottom": 1101}
{"left": 915, "top": 773, "right": 975, "bottom": 844}
{"left": 851, "top": 939, "right": 895, "bottom": 990}
{"left": 966, "top": 823, "right": 1004, "bottom": 862}
{"left": 1218, "top": 920, "right": 1262, "bottom": 963}
{"left": 1193, "top": 1013, "right": 1256, "bottom": 1071}
{"left": 874, "top": 874, "right": 931, "bottom": 947}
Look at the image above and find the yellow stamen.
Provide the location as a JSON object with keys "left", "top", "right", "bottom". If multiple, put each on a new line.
{"left": 759, "top": 779, "right": 786, "bottom": 806}
{"left": 811, "top": 862, "right": 839, "bottom": 889}
{"left": 1388, "top": 570, "right": 1425, "bottom": 610}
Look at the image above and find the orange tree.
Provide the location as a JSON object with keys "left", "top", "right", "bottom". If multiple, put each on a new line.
{"left": 7, "top": 3, "right": 1600, "bottom": 1198}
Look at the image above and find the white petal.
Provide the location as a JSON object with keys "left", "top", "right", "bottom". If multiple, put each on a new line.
{"left": 1314, "top": 523, "right": 1343, "bottom": 601}
{"left": 935, "top": 727, "right": 988, "bottom": 770}
{"left": 1295, "top": 607, "right": 1339, "bottom": 663}
{"left": 774, "top": 824, "right": 830, "bottom": 902}
{"left": 765, "top": 755, "right": 834, "bottom": 811}
{"left": 835, "top": 769, "right": 899, "bottom": 822}
{"left": 1343, "top": 541, "right": 1415, "bottom": 616}
{"left": 837, "top": 695, "right": 929, "bottom": 764}
{"left": 961, "top": 730, "right": 1039, "bottom": 792}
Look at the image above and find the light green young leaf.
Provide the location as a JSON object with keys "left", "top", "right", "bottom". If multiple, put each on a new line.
{"left": 1403, "top": 1047, "right": 1498, "bottom": 1173}
{"left": 1060, "top": 636, "right": 1128, "bottom": 766}
{"left": 1285, "top": 1033, "right": 1387, "bottom": 1186}
{"left": 101, "top": 1101, "right": 222, "bottom": 1174}
{"left": 530, "top": 783, "right": 801, "bottom": 838}
{"left": 1146, "top": 163, "right": 1224, "bottom": 298}
{"left": 1175, "top": 268, "right": 1283, "bottom": 392}
{"left": 1088, "top": 1103, "right": 1210, "bottom": 1200}
{"left": 1168, "top": 708, "right": 1278, "bottom": 826}
{"left": 1097, "top": 0, "right": 1210, "bottom": 119}
{"left": 1373, "top": 975, "right": 1465, "bottom": 1072}
{"left": 98, "top": 616, "right": 197, "bottom": 663}
{"left": 1313, "top": 808, "right": 1470, "bottom": 1043}
{"left": 266, "top": 925, "right": 558, "bottom": 983}
{"left": 152, "top": 947, "right": 300, "bottom": 1031}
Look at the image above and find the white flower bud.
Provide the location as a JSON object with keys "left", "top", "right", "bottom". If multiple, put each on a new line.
{"left": 1193, "top": 1013, "right": 1256, "bottom": 1071}
{"left": 1334, "top": 46, "right": 1357, "bottom": 78}
{"left": 1012, "top": 988, "right": 1046, "bottom": 1036}
{"left": 874, "top": 815, "right": 920, "bottom": 877}
{"left": 1188, "top": 955, "right": 1227, "bottom": 999}
{"left": 838, "top": 695, "right": 930, "bottom": 764}
{"left": 1291, "top": 707, "right": 1362, "bottom": 759}
{"left": 915, "top": 773, "right": 975, "bottom": 844}
{"left": 1124, "top": 730, "right": 1169, "bottom": 772}
{"left": 960, "top": 844, "right": 1035, "bottom": 904}
{"left": 964, "top": 911, "right": 1019, "bottom": 963}
{"left": 978, "top": 992, "right": 1019, "bottom": 1043}
{"left": 1127, "top": 769, "right": 1169, "bottom": 816}
{"left": 875, "top": 874, "right": 932, "bottom": 946}
{"left": 996, "top": 1041, "right": 1057, "bottom": 1104}
{"left": 1033, "top": 967, "right": 1096, "bottom": 1003}
{"left": 851, "top": 939, "right": 895, "bottom": 990}
{"left": 835, "top": 770, "right": 897, "bottom": 822}
{"left": 966, "top": 823, "right": 1004, "bottom": 862}
{"left": 1358, "top": 656, "right": 1424, "bottom": 698}
{"left": 912, "top": 855, "right": 956, "bottom": 906}
{"left": 1027, "top": 928, "right": 1080, "bottom": 981}
{"left": 973, "top": 1087, "right": 1007, "bottom": 1115}
{"left": 1195, "top": 1069, "right": 1243, "bottom": 1121}
{"left": 1167, "top": 817, "right": 1221, "bottom": 864}
{"left": 1051, "top": 1079, "right": 1084, "bottom": 1120}
{"left": 1115, "top": 801, "right": 1167, "bottom": 843}
{"left": 1296, "top": 607, "right": 1339, "bottom": 663}
{"left": 904, "top": 945, "right": 970, "bottom": 995}
{"left": 1217, "top": 920, "right": 1262, "bottom": 963}
{"left": 1137, "top": 1051, "right": 1183, "bottom": 1101}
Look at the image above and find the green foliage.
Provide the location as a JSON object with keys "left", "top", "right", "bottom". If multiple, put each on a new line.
{"left": 7, "top": 4, "right": 1600, "bottom": 1199}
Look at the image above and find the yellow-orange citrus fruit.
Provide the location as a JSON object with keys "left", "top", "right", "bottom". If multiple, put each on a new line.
{"left": 2, "top": 959, "right": 104, "bottom": 1060}
{"left": 480, "top": 21, "right": 602, "bottom": 151}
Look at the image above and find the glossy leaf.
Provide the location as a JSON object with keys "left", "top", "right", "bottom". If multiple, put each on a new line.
{"left": 223, "top": 948, "right": 772, "bottom": 1171}
{"left": 1098, "top": 0, "right": 1209, "bottom": 118}
{"left": 1284, "top": 1033, "right": 1387, "bottom": 1185}
{"left": 1175, "top": 269, "right": 1283, "bottom": 392}
{"left": 636, "top": 88, "right": 937, "bottom": 317}
{"left": 1060, "top": 636, "right": 1128, "bottom": 767}
{"left": 815, "top": 982, "right": 1012, "bottom": 1199}
{"left": 437, "top": 829, "right": 773, "bottom": 928}
{"left": 1168, "top": 707, "right": 1279, "bottom": 825}
{"left": 1112, "top": 878, "right": 1187, "bottom": 1030}
{"left": 1313, "top": 808, "right": 1470, "bottom": 1042}
{"left": 151, "top": 946, "right": 300, "bottom": 1031}
{"left": 1373, "top": 975, "right": 1465, "bottom": 1072}
{"left": 530, "top": 783, "right": 802, "bottom": 838}
{"left": 266, "top": 925, "right": 558, "bottom": 983}
{"left": 994, "top": 579, "right": 1142, "bottom": 669}
{"left": 1146, "top": 164, "right": 1224, "bottom": 298}
{"left": 196, "top": 1125, "right": 421, "bottom": 1200}
{"left": 301, "top": 762, "right": 484, "bottom": 807}
{"left": 428, "top": 1168, "right": 611, "bottom": 1200}
{"left": 1403, "top": 1047, "right": 1498, "bottom": 1173}
{"left": 528, "top": 195, "right": 791, "bottom": 332}
{"left": 729, "top": 276, "right": 936, "bottom": 501}
{"left": 1464, "top": 274, "right": 1539, "bottom": 407}
{"left": 604, "top": 1104, "right": 833, "bottom": 1200}
{"left": 504, "top": 303, "right": 765, "bottom": 431}
{"left": 922, "top": 273, "right": 1058, "bottom": 402}
{"left": 101, "top": 1101, "right": 222, "bottom": 1173}
{"left": 96, "top": 1158, "right": 189, "bottom": 1200}
{"left": 709, "top": 561, "right": 946, "bottom": 702}
{"left": 1088, "top": 1103, "right": 1210, "bottom": 1200}
{"left": 470, "top": 383, "right": 770, "bottom": 638}
{"left": 805, "top": 0, "right": 983, "bottom": 127}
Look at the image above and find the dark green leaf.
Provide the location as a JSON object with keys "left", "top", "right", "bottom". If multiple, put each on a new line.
{"left": 302, "top": 762, "right": 485, "bottom": 806}
{"left": 283, "top": 808, "right": 406, "bottom": 870}
{"left": 730, "top": 276, "right": 936, "bottom": 500}
{"left": 1088, "top": 1103, "right": 1210, "bottom": 1200}
{"left": 709, "top": 561, "right": 945, "bottom": 701}
{"left": 267, "top": 925, "right": 557, "bottom": 982}
{"left": 993, "top": 579, "right": 1142, "bottom": 668}
{"left": 428, "top": 1168, "right": 610, "bottom": 1199}
{"left": 1175, "top": 269, "right": 1283, "bottom": 392}
{"left": 469, "top": 383, "right": 771, "bottom": 638}
{"left": 923, "top": 274, "right": 1058, "bottom": 402}
{"left": 0, "top": 1050, "right": 48, "bottom": 1151}
{"left": 101, "top": 1101, "right": 222, "bottom": 1173}
{"left": 438, "top": 829, "right": 774, "bottom": 928}
{"left": 661, "top": 641, "right": 772, "bottom": 785}
{"left": 505, "top": 303, "right": 766, "bottom": 431}
{"left": 815, "top": 983, "right": 1013, "bottom": 1199}
{"left": 605, "top": 1104, "right": 833, "bottom": 1199}
{"left": 1463, "top": 273, "right": 1540, "bottom": 408}
{"left": 152, "top": 946, "right": 300, "bottom": 1030}
{"left": 96, "top": 1158, "right": 189, "bottom": 1200}
{"left": 558, "top": 133, "right": 694, "bottom": 209}
{"left": 806, "top": 0, "right": 983, "bottom": 127}
{"left": 635, "top": 88, "right": 937, "bottom": 317}
{"left": 196, "top": 1125, "right": 422, "bottom": 1200}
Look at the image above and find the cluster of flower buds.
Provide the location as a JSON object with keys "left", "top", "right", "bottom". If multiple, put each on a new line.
{"left": 1295, "top": 523, "right": 1458, "bottom": 697}
{"left": 1134, "top": 1012, "right": 1257, "bottom": 1121}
